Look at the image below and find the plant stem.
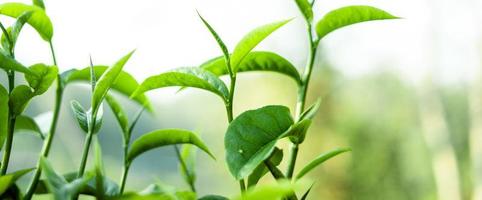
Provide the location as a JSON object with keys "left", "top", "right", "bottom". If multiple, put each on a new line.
{"left": 286, "top": 23, "right": 319, "bottom": 179}
{"left": 77, "top": 129, "right": 94, "bottom": 178}
{"left": 119, "top": 161, "right": 130, "bottom": 194}
{"left": 264, "top": 160, "right": 285, "bottom": 179}
{"left": 24, "top": 84, "right": 63, "bottom": 200}
{"left": 174, "top": 145, "right": 196, "bottom": 192}
{"left": 23, "top": 40, "right": 61, "bottom": 200}
{"left": 0, "top": 116, "right": 16, "bottom": 175}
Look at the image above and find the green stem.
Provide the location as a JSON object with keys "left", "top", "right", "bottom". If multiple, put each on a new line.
{"left": 77, "top": 129, "right": 94, "bottom": 178}
{"left": 1, "top": 116, "right": 16, "bottom": 175}
{"left": 119, "top": 159, "right": 130, "bottom": 194}
{"left": 174, "top": 145, "right": 196, "bottom": 192}
{"left": 24, "top": 84, "right": 63, "bottom": 200}
{"left": 23, "top": 40, "right": 61, "bottom": 200}
{"left": 264, "top": 160, "right": 285, "bottom": 179}
{"left": 286, "top": 23, "right": 319, "bottom": 179}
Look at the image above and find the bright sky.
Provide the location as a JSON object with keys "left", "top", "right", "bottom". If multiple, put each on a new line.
{"left": 5, "top": 0, "right": 482, "bottom": 85}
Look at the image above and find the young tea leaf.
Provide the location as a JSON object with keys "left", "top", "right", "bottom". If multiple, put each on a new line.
{"left": 0, "top": 86, "right": 8, "bottom": 150}
{"left": 299, "top": 98, "right": 321, "bottom": 121}
{"left": 225, "top": 105, "right": 294, "bottom": 180}
{"left": 287, "top": 119, "right": 312, "bottom": 144}
{"left": 24, "top": 64, "right": 58, "bottom": 95}
{"left": 247, "top": 147, "right": 283, "bottom": 187}
{"left": 132, "top": 67, "right": 229, "bottom": 102}
{"left": 14, "top": 115, "right": 44, "bottom": 139}
{"left": 105, "top": 95, "right": 129, "bottom": 137}
{"left": 294, "top": 0, "right": 313, "bottom": 22}
{"left": 1, "top": 11, "right": 33, "bottom": 51}
{"left": 92, "top": 50, "right": 135, "bottom": 112}
{"left": 32, "top": 0, "right": 45, "bottom": 10}
{"left": 197, "top": 11, "right": 230, "bottom": 71}
{"left": 62, "top": 65, "right": 152, "bottom": 112}
{"left": 296, "top": 147, "right": 351, "bottom": 180}
{"left": 316, "top": 5, "right": 399, "bottom": 40}
{"left": 0, "top": 50, "right": 35, "bottom": 75}
{"left": 201, "top": 51, "right": 301, "bottom": 84}
{"left": 230, "top": 19, "right": 291, "bottom": 72}
{"left": 0, "top": 3, "right": 53, "bottom": 41}
{"left": 70, "top": 100, "right": 88, "bottom": 132}
{"left": 9, "top": 85, "right": 34, "bottom": 116}
{"left": 179, "top": 144, "right": 197, "bottom": 188}
{"left": 127, "top": 129, "right": 215, "bottom": 164}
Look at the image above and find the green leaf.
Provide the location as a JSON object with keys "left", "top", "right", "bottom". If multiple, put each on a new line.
{"left": 32, "top": 0, "right": 45, "bottom": 9}
{"left": 0, "top": 3, "right": 53, "bottom": 41}
{"left": 294, "top": 0, "right": 313, "bottom": 22}
{"left": 9, "top": 85, "right": 34, "bottom": 116}
{"left": 201, "top": 51, "right": 301, "bottom": 84}
{"left": 0, "top": 86, "right": 8, "bottom": 150}
{"left": 70, "top": 100, "right": 88, "bottom": 132}
{"left": 295, "top": 147, "right": 351, "bottom": 180}
{"left": 40, "top": 157, "right": 93, "bottom": 200}
{"left": 287, "top": 119, "right": 312, "bottom": 144}
{"left": 248, "top": 147, "right": 283, "bottom": 187}
{"left": 315, "top": 5, "right": 399, "bottom": 40}
{"left": 25, "top": 64, "right": 58, "bottom": 95}
{"left": 230, "top": 19, "right": 291, "bottom": 72}
{"left": 127, "top": 129, "right": 215, "bottom": 164}
{"left": 300, "top": 183, "right": 314, "bottom": 200}
{"left": 0, "top": 50, "right": 35, "bottom": 75}
{"left": 14, "top": 115, "right": 44, "bottom": 139}
{"left": 233, "top": 180, "right": 297, "bottom": 200}
{"left": 0, "top": 168, "right": 34, "bottom": 196}
{"left": 197, "top": 11, "right": 230, "bottom": 70}
{"left": 105, "top": 95, "right": 129, "bottom": 137}
{"left": 225, "top": 105, "right": 294, "bottom": 180}
{"left": 1, "top": 11, "right": 33, "bottom": 51}
{"left": 62, "top": 65, "right": 152, "bottom": 112}
{"left": 92, "top": 50, "right": 135, "bottom": 112}
{"left": 179, "top": 144, "right": 197, "bottom": 187}
{"left": 198, "top": 195, "right": 229, "bottom": 200}
{"left": 132, "top": 67, "right": 229, "bottom": 102}
{"left": 88, "top": 106, "right": 104, "bottom": 134}
{"left": 299, "top": 98, "right": 321, "bottom": 121}
{"left": 120, "top": 183, "right": 196, "bottom": 200}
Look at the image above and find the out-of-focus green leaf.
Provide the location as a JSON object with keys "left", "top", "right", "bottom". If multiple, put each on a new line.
{"left": 198, "top": 195, "right": 229, "bottom": 200}
{"left": 0, "top": 3, "right": 53, "bottom": 41}
{"left": 119, "top": 183, "right": 196, "bottom": 200}
{"left": 179, "top": 144, "right": 197, "bottom": 187}
{"left": 201, "top": 51, "right": 301, "bottom": 84}
{"left": 132, "top": 67, "right": 229, "bottom": 102}
{"left": 62, "top": 65, "right": 152, "bottom": 111}
{"left": 0, "top": 86, "right": 8, "bottom": 150}
{"left": 32, "top": 0, "right": 45, "bottom": 10}
{"left": 300, "top": 183, "right": 314, "bottom": 200}
{"left": 296, "top": 148, "right": 351, "bottom": 180}
{"left": 287, "top": 119, "right": 312, "bottom": 144}
{"left": 105, "top": 94, "right": 129, "bottom": 136}
{"left": 230, "top": 19, "right": 291, "bottom": 71}
{"left": 294, "top": 0, "right": 313, "bottom": 22}
{"left": 299, "top": 98, "right": 321, "bottom": 121}
{"left": 0, "top": 168, "right": 34, "bottom": 196}
{"left": 35, "top": 172, "right": 119, "bottom": 197}
{"left": 316, "top": 5, "right": 399, "bottom": 40}
{"left": 24, "top": 64, "right": 58, "bottom": 95}
{"left": 225, "top": 105, "right": 294, "bottom": 180}
{"left": 14, "top": 115, "right": 44, "bottom": 139}
{"left": 92, "top": 50, "right": 135, "bottom": 112}
{"left": 70, "top": 100, "right": 88, "bottom": 132}
{"left": 0, "top": 50, "right": 35, "bottom": 75}
{"left": 248, "top": 147, "right": 283, "bottom": 187}
{"left": 40, "top": 157, "right": 93, "bottom": 200}
{"left": 9, "top": 85, "right": 34, "bottom": 116}
{"left": 127, "top": 129, "right": 215, "bottom": 164}
{"left": 1, "top": 11, "right": 33, "bottom": 51}
{"left": 233, "top": 180, "right": 298, "bottom": 200}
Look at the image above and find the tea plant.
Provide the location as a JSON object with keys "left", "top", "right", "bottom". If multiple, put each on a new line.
{"left": 0, "top": 0, "right": 398, "bottom": 199}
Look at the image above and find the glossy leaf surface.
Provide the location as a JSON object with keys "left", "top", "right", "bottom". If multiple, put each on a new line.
{"left": 201, "top": 51, "right": 301, "bottom": 84}
{"left": 225, "top": 105, "right": 294, "bottom": 179}
{"left": 24, "top": 64, "right": 58, "bottom": 95}
{"left": 132, "top": 67, "right": 229, "bottom": 102}
{"left": 105, "top": 94, "right": 129, "bottom": 135}
{"left": 316, "top": 5, "right": 398, "bottom": 39}
{"left": 127, "top": 129, "right": 215, "bottom": 164}
{"left": 230, "top": 19, "right": 291, "bottom": 71}
{"left": 9, "top": 85, "right": 34, "bottom": 116}
{"left": 0, "top": 50, "right": 34, "bottom": 75}
{"left": 294, "top": 0, "right": 313, "bottom": 22}
{"left": 0, "top": 3, "right": 53, "bottom": 41}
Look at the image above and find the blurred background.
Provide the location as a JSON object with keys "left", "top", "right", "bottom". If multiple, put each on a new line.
{"left": 1, "top": 0, "right": 481, "bottom": 199}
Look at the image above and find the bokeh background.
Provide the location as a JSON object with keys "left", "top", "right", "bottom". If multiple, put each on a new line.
{"left": 1, "top": 0, "right": 482, "bottom": 199}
